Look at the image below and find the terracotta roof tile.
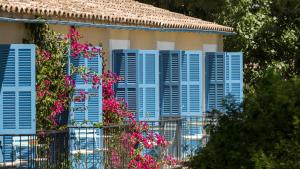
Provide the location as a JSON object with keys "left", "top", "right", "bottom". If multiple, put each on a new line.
{"left": 0, "top": 0, "right": 234, "bottom": 33}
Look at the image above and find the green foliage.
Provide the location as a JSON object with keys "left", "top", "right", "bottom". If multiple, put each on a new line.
{"left": 189, "top": 69, "right": 300, "bottom": 169}
{"left": 26, "top": 23, "right": 71, "bottom": 130}
{"left": 137, "top": 0, "right": 300, "bottom": 87}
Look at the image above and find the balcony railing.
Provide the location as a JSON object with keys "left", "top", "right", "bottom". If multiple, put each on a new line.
{"left": 0, "top": 117, "right": 204, "bottom": 169}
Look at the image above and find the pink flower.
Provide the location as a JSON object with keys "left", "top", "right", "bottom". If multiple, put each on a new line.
{"left": 142, "top": 137, "right": 153, "bottom": 149}
{"left": 41, "top": 50, "right": 52, "bottom": 61}
{"left": 155, "top": 133, "right": 168, "bottom": 147}
{"left": 64, "top": 75, "right": 75, "bottom": 87}
{"left": 44, "top": 79, "right": 51, "bottom": 86}
{"left": 37, "top": 90, "right": 46, "bottom": 98}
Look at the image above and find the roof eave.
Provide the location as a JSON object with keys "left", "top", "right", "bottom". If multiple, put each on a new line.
{"left": 0, "top": 16, "right": 236, "bottom": 35}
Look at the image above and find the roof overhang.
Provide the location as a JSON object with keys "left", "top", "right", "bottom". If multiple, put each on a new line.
{"left": 0, "top": 16, "right": 236, "bottom": 35}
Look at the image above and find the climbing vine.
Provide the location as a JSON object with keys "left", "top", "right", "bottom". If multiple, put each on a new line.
{"left": 27, "top": 24, "right": 177, "bottom": 168}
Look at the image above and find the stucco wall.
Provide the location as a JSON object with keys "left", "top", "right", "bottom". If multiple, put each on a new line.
{"left": 0, "top": 22, "right": 223, "bottom": 54}
{"left": 0, "top": 22, "right": 224, "bottom": 113}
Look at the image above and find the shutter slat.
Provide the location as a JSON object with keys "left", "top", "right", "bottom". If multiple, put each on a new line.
{"left": 3, "top": 91, "right": 16, "bottom": 129}
{"left": 88, "top": 89, "right": 99, "bottom": 123}
{"left": 145, "top": 54, "right": 155, "bottom": 84}
{"left": 112, "top": 50, "right": 138, "bottom": 118}
{"left": 160, "top": 51, "right": 180, "bottom": 116}
{"left": 139, "top": 88, "right": 144, "bottom": 119}
{"left": 70, "top": 56, "right": 85, "bottom": 85}
{"left": 162, "top": 86, "right": 171, "bottom": 114}
{"left": 206, "top": 52, "right": 225, "bottom": 111}
{"left": 0, "top": 49, "right": 15, "bottom": 87}
{"left": 73, "top": 89, "right": 85, "bottom": 122}
{"left": 128, "top": 88, "right": 137, "bottom": 112}
{"left": 181, "top": 85, "right": 188, "bottom": 113}
{"left": 145, "top": 88, "right": 156, "bottom": 118}
{"left": 18, "top": 49, "right": 31, "bottom": 86}
{"left": 171, "top": 86, "right": 180, "bottom": 114}
{"left": 225, "top": 52, "right": 243, "bottom": 103}
{"left": 128, "top": 53, "right": 137, "bottom": 84}
{"left": 19, "top": 92, "right": 32, "bottom": 129}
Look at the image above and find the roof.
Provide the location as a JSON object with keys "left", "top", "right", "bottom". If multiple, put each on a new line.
{"left": 0, "top": 0, "right": 234, "bottom": 34}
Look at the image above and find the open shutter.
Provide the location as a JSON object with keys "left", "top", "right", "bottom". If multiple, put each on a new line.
{"left": 112, "top": 50, "right": 138, "bottom": 118}
{"left": 69, "top": 47, "right": 102, "bottom": 124}
{"left": 180, "top": 51, "right": 202, "bottom": 116}
{"left": 0, "top": 44, "right": 36, "bottom": 135}
{"left": 138, "top": 50, "right": 159, "bottom": 121}
{"left": 225, "top": 52, "right": 243, "bottom": 103}
{"left": 68, "top": 48, "right": 103, "bottom": 169}
{"left": 206, "top": 52, "right": 243, "bottom": 111}
{"left": 206, "top": 52, "right": 225, "bottom": 111}
{"left": 159, "top": 50, "right": 180, "bottom": 117}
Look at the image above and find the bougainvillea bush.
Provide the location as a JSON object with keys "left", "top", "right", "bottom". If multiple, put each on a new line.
{"left": 32, "top": 24, "right": 177, "bottom": 168}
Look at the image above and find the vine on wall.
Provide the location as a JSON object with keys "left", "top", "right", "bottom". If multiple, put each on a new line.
{"left": 27, "top": 23, "right": 177, "bottom": 168}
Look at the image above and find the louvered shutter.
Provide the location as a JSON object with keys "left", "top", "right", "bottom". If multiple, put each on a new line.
{"left": 68, "top": 48, "right": 103, "bottom": 169}
{"left": 159, "top": 50, "right": 180, "bottom": 117}
{"left": 206, "top": 52, "right": 225, "bottom": 111}
{"left": 112, "top": 50, "right": 138, "bottom": 118}
{"left": 0, "top": 44, "right": 36, "bottom": 135}
{"left": 206, "top": 52, "right": 243, "bottom": 111}
{"left": 180, "top": 51, "right": 202, "bottom": 116}
{"left": 138, "top": 50, "right": 159, "bottom": 121}
{"left": 225, "top": 52, "right": 243, "bottom": 103}
{"left": 69, "top": 47, "right": 102, "bottom": 124}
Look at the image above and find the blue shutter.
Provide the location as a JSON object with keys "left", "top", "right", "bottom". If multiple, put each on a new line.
{"left": 138, "top": 50, "right": 159, "bottom": 121}
{"left": 0, "top": 44, "right": 36, "bottom": 135}
{"left": 68, "top": 48, "right": 103, "bottom": 169}
{"left": 159, "top": 51, "right": 180, "bottom": 117}
{"left": 206, "top": 52, "right": 225, "bottom": 111}
{"left": 112, "top": 50, "right": 138, "bottom": 117}
{"left": 180, "top": 51, "right": 202, "bottom": 116}
{"left": 206, "top": 52, "right": 243, "bottom": 111}
{"left": 69, "top": 47, "right": 102, "bottom": 124}
{"left": 225, "top": 52, "right": 243, "bottom": 103}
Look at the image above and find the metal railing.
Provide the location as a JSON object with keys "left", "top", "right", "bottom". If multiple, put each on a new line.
{"left": 0, "top": 117, "right": 204, "bottom": 169}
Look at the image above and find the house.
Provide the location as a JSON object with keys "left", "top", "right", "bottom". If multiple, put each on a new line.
{"left": 0, "top": 0, "right": 243, "bottom": 165}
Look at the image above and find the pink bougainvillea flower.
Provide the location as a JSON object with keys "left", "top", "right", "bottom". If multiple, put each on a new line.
{"left": 155, "top": 133, "right": 168, "bottom": 147}
{"left": 41, "top": 50, "right": 52, "bottom": 61}
{"left": 64, "top": 75, "right": 75, "bottom": 87}
{"left": 142, "top": 137, "right": 153, "bottom": 149}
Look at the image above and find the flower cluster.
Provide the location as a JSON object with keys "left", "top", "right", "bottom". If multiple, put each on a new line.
{"left": 36, "top": 46, "right": 75, "bottom": 127}
{"left": 101, "top": 70, "right": 177, "bottom": 169}
{"left": 67, "top": 27, "right": 100, "bottom": 59}
{"left": 36, "top": 26, "right": 178, "bottom": 168}
{"left": 67, "top": 27, "right": 178, "bottom": 169}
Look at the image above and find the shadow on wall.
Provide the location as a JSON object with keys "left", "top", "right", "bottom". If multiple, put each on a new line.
{"left": 0, "top": 45, "right": 11, "bottom": 93}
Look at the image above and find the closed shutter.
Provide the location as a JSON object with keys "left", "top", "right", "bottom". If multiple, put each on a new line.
{"left": 112, "top": 50, "right": 138, "bottom": 117}
{"left": 0, "top": 44, "right": 36, "bottom": 135}
{"left": 225, "top": 52, "right": 243, "bottom": 103}
{"left": 206, "top": 52, "right": 225, "bottom": 111}
{"left": 138, "top": 50, "right": 159, "bottom": 121}
{"left": 69, "top": 47, "right": 102, "bottom": 124}
{"left": 180, "top": 51, "right": 202, "bottom": 116}
{"left": 159, "top": 51, "right": 180, "bottom": 117}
